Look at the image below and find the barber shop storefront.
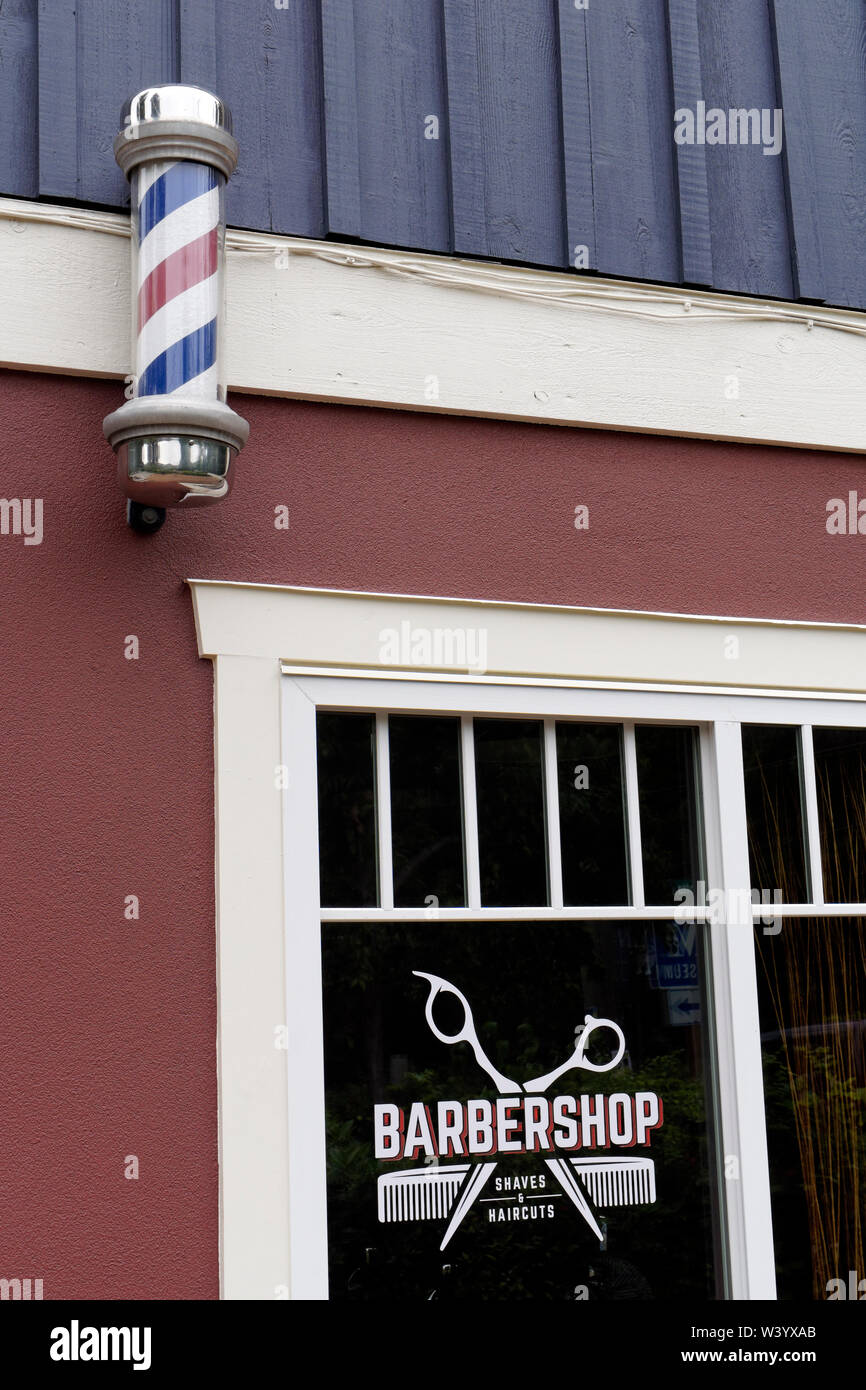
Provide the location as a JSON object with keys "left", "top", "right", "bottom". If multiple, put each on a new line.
{"left": 2, "top": 3, "right": 865, "bottom": 1309}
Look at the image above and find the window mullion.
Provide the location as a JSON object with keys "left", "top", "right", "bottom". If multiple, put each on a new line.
{"left": 799, "top": 724, "right": 825, "bottom": 907}
{"left": 375, "top": 713, "right": 394, "bottom": 910}
{"left": 709, "top": 719, "right": 776, "bottom": 1301}
{"left": 461, "top": 715, "right": 482, "bottom": 908}
{"left": 543, "top": 718, "right": 564, "bottom": 909}
{"left": 622, "top": 721, "right": 645, "bottom": 907}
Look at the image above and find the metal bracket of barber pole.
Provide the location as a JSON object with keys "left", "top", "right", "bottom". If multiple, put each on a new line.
{"left": 103, "top": 86, "right": 250, "bottom": 526}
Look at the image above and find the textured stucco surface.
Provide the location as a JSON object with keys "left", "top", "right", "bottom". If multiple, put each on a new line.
{"left": 0, "top": 368, "right": 863, "bottom": 1298}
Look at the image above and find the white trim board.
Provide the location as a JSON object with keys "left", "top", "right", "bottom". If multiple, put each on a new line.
{"left": 1, "top": 196, "right": 865, "bottom": 452}
{"left": 189, "top": 579, "right": 866, "bottom": 698}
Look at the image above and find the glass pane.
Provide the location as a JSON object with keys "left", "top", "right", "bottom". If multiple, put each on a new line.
{"left": 316, "top": 711, "right": 377, "bottom": 907}
{"left": 474, "top": 719, "right": 548, "bottom": 907}
{"left": 813, "top": 727, "right": 866, "bottom": 903}
{"left": 636, "top": 725, "right": 703, "bottom": 905}
{"left": 742, "top": 725, "right": 809, "bottom": 904}
{"left": 322, "top": 920, "right": 719, "bottom": 1300}
{"left": 389, "top": 715, "right": 465, "bottom": 908}
{"left": 755, "top": 919, "right": 866, "bottom": 1300}
{"left": 556, "top": 722, "right": 630, "bottom": 905}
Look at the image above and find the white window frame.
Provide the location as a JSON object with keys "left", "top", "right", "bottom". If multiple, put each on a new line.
{"left": 188, "top": 578, "right": 866, "bottom": 1301}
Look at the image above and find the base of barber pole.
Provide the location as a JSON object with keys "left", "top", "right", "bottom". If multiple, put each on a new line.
{"left": 104, "top": 395, "right": 249, "bottom": 509}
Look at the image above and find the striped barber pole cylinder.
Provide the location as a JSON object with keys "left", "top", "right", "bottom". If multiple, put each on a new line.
{"left": 103, "top": 87, "right": 249, "bottom": 516}
{"left": 135, "top": 159, "right": 222, "bottom": 401}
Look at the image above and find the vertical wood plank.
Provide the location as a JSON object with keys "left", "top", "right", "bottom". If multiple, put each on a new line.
{"left": 75, "top": 0, "right": 177, "bottom": 207}
{"left": 444, "top": 0, "right": 567, "bottom": 267}
{"left": 667, "top": 0, "right": 713, "bottom": 287}
{"left": 0, "top": 0, "right": 39, "bottom": 197}
{"left": 556, "top": 0, "right": 596, "bottom": 271}
{"left": 323, "top": 0, "right": 450, "bottom": 251}
{"left": 178, "top": 0, "right": 217, "bottom": 93}
{"left": 770, "top": 0, "right": 866, "bottom": 309}
{"left": 695, "top": 0, "right": 793, "bottom": 299}
{"left": 38, "top": 0, "right": 177, "bottom": 206}
{"left": 208, "top": 0, "right": 326, "bottom": 236}
{"left": 583, "top": 0, "right": 681, "bottom": 285}
{"left": 321, "top": 0, "right": 360, "bottom": 236}
{"left": 36, "top": 0, "right": 79, "bottom": 199}
{"left": 351, "top": 0, "right": 451, "bottom": 251}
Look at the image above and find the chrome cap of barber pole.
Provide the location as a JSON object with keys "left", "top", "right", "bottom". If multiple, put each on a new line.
{"left": 115, "top": 85, "right": 238, "bottom": 180}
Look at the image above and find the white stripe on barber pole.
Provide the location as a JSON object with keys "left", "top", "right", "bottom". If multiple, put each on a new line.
{"left": 171, "top": 362, "right": 219, "bottom": 398}
{"left": 136, "top": 276, "right": 220, "bottom": 380}
{"left": 137, "top": 185, "right": 220, "bottom": 281}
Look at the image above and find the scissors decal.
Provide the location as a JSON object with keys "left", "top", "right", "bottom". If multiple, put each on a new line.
{"left": 413, "top": 971, "right": 519, "bottom": 1094}
{"left": 410, "top": 971, "right": 627, "bottom": 1247}
{"left": 523, "top": 1014, "right": 626, "bottom": 1092}
{"left": 413, "top": 971, "right": 625, "bottom": 1093}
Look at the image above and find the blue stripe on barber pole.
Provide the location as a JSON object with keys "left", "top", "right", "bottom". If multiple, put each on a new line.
{"left": 137, "top": 318, "right": 217, "bottom": 396}
{"left": 139, "top": 163, "right": 218, "bottom": 242}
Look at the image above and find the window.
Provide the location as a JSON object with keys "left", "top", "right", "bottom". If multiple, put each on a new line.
{"left": 317, "top": 713, "right": 719, "bottom": 1300}
{"left": 189, "top": 579, "right": 866, "bottom": 1300}
{"left": 309, "top": 699, "right": 866, "bottom": 1302}
{"left": 742, "top": 722, "right": 866, "bottom": 1301}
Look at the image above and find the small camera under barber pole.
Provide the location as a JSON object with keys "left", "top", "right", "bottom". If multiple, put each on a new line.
{"left": 102, "top": 85, "right": 249, "bottom": 532}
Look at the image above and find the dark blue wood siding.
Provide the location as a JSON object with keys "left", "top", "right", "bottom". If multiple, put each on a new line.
{"left": 203, "top": 1, "right": 327, "bottom": 236}
{"left": 668, "top": 0, "right": 713, "bottom": 287}
{"left": 771, "top": 0, "right": 866, "bottom": 308}
{"left": 583, "top": 0, "right": 681, "bottom": 285}
{"left": 38, "top": 0, "right": 177, "bottom": 206}
{"left": 0, "top": 0, "right": 39, "bottom": 197}
{"left": 4, "top": 0, "right": 865, "bottom": 311}
{"left": 323, "top": 0, "right": 450, "bottom": 251}
{"left": 695, "top": 0, "right": 792, "bottom": 299}
{"left": 444, "top": 0, "right": 566, "bottom": 266}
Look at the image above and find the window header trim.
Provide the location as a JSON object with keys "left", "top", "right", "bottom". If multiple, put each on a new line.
{"left": 189, "top": 579, "right": 866, "bottom": 699}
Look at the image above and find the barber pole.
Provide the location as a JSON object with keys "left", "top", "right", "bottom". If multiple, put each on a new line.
{"left": 103, "top": 86, "right": 249, "bottom": 521}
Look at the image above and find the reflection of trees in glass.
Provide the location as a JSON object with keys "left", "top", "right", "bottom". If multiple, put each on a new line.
{"left": 815, "top": 730, "right": 866, "bottom": 903}
{"left": 756, "top": 924, "right": 866, "bottom": 1300}
{"left": 742, "top": 725, "right": 809, "bottom": 902}
{"left": 750, "top": 737, "right": 866, "bottom": 1299}
{"left": 322, "top": 922, "right": 715, "bottom": 1300}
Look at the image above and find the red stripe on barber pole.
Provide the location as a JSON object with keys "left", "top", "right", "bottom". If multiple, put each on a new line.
{"left": 138, "top": 226, "right": 219, "bottom": 330}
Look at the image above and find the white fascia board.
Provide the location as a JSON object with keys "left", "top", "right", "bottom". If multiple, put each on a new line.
{"left": 1, "top": 197, "right": 865, "bottom": 452}
{"left": 189, "top": 579, "right": 866, "bottom": 698}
